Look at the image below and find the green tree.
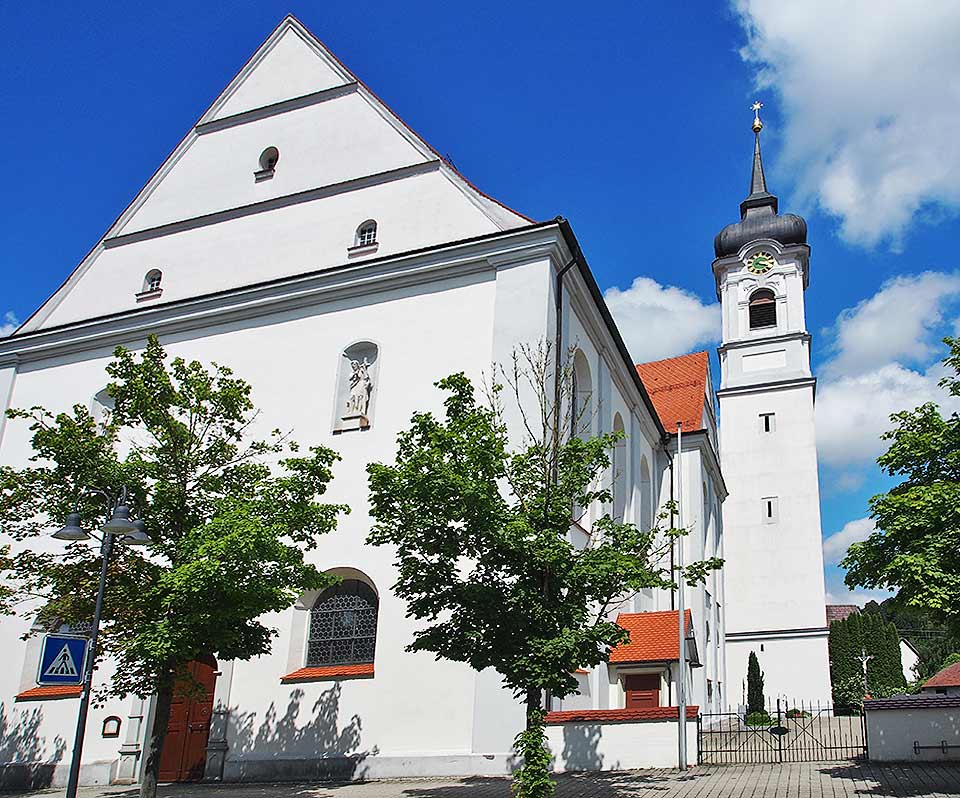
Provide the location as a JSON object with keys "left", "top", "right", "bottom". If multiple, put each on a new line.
{"left": 0, "top": 336, "right": 348, "bottom": 798}
{"left": 862, "top": 596, "right": 960, "bottom": 680}
{"left": 746, "top": 651, "right": 765, "bottom": 715}
{"left": 366, "top": 344, "right": 721, "bottom": 797}
{"left": 844, "top": 337, "right": 960, "bottom": 635}
{"left": 828, "top": 612, "right": 905, "bottom": 704}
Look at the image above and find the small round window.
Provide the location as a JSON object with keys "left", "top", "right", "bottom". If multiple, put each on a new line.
{"left": 259, "top": 147, "right": 280, "bottom": 172}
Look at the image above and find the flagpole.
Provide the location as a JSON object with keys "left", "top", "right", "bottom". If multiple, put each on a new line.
{"left": 676, "top": 421, "right": 688, "bottom": 770}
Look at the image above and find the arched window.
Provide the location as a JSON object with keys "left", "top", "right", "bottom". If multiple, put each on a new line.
{"left": 748, "top": 288, "right": 776, "bottom": 330}
{"left": 639, "top": 456, "right": 652, "bottom": 532}
{"left": 355, "top": 220, "right": 378, "bottom": 248}
{"left": 91, "top": 388, "right": 114, "bottom": 431}
{"left": 259, "top": 147, "right": 279, "bottom": 171}
{"left": 142, "top": 269, "right": 162, "bottom": 294}
{"left": 307, "top": 579, "right": 378, "bottom": 666}
{"left": 571, "top": 350, "right": 593, "bottom": 438}
{"left": 612, "top": 413, "right": 626, "bottom": 523}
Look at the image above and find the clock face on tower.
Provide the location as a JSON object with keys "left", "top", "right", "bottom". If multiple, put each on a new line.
{"left": 746, "top": 252, "right": 775, "bottom": 275}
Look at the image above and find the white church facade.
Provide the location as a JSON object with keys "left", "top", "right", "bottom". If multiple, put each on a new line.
{"left": 0, "top": 16, "right": 827, "bottom": 787}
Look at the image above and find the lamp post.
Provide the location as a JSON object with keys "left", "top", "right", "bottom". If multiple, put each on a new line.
{"left": 52, "top": 490, "right": 150, "bottom": 798}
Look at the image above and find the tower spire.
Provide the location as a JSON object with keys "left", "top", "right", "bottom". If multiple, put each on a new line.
{"left": 738, "top": 100, "right": 777, "bottom": 218}
{"left": 713, "top": 100, "right": 807, "bottom": 258}
{"left": 749, "top": 101, "right": 768, "bottom": 196}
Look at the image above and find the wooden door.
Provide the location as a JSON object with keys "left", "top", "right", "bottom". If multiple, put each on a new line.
{"left": 624, "top": 673, "right": 660, "bottom": 709}
{"left": 158, "top": 658, "right": 217, "bottom": 782}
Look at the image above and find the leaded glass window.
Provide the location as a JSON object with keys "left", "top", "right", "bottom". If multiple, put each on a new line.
{"left": 307, "top": 580, "right": 378, "bottom": 666}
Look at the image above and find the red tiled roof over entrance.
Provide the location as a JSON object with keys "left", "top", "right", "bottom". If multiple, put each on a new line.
{"left": 924, "top": 662, "right": 960, "bottom": 689}
{"left": 609, "top": 610, "right": 692, "bottom": 664}
{"left": 15, "top": 685, "right": 82, "bottom": 701}
{"left": 636, "top": 352, "right": 709, "bottom": 433}
{"left": 545, "top": 706, "right": 698, "bottom": 724}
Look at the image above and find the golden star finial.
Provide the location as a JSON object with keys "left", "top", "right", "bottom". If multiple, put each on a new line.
{"left": 751, "top": 100, "right": 764, "bottom": 133}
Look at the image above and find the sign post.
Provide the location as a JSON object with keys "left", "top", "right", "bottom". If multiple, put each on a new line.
{"left": 37, "top": 634, "right": 88, "bottom": 686}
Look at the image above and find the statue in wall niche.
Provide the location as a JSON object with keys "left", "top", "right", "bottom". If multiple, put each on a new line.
{"left": 345, "top": 358, "right": 373, "bottom": 418}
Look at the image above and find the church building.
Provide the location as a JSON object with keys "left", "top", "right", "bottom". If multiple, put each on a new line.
{"left": 0, "top": 16, "right": 828, "bottom": 787}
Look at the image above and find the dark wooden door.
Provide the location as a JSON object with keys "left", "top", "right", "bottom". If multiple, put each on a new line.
{"left": 624, "top": 673, "right": 660, "bottom": 709}
{"left": 158, "top": 658, "right": 217, "bottom": 782}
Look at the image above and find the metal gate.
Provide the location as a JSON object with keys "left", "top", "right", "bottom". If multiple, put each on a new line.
{"left": 698, "top": 700, "right": 867, "bottom": 764}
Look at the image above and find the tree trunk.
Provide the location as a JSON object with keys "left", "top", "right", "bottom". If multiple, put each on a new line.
{"left": 139, "top": 674, "right": 175, "bottom": 798}
{"left": 525, "top": 686, "right": 542, "bottom": 730}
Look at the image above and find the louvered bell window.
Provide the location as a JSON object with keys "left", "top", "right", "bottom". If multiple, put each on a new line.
{"left": 307, "top": 580, "right": 378, "bottom": 666}
{"left": 749, "top": 289, "right": 777, "bottom": 329}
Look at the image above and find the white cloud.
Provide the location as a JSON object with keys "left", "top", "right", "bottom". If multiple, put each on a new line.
{"left": 604, "top": 277, "right": 720, "bottom": 363}
{"left": 816, "top": 361, "right": 959, "bottom": 467}
{"left": 0, "top": 312, "right": 17, "bottom": 338}
{"left": 815, "top": 272, "right": 960, "bottom": 468}
{"left": 733, "top": 1, "right": 960, "bottom": 248}
{"left": 822, "top": 272, "right": 960, "bottom": 379}
{"left": 823, "top": 517, "right": 875, "bottom": 565}
{"left": 824, "top": 570, "right": 893, "bottom": 607}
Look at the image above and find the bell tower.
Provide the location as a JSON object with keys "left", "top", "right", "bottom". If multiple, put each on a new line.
{"left": 714, "top": 104, "right": 831, "bottom": 704}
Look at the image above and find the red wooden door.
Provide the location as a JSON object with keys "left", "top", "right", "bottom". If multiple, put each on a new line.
{"left": 624, "top": 674, "right": 660, "bottom": 709}
{"left": 158, "top": 658, "right": 217, "bottom": 782}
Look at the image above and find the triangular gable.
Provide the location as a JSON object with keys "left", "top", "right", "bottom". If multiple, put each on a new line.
{"left": 19, "top": 15, "right": 530, "bottom": 335}
{"left": 206, "top": 20, "right": 351, "bottom": 121}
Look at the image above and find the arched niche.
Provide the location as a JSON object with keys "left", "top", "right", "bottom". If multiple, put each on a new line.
{"left": 333, "top": 341, "right": 380, "bottom": 432}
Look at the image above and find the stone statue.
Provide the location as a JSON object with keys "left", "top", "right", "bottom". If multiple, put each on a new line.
{"left": 346, "top": 357, "right": 373, "bottom": 417}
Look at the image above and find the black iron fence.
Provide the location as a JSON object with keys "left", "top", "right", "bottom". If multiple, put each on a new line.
{"left": 698, "top": 699, "right": 867, "bottom": 764}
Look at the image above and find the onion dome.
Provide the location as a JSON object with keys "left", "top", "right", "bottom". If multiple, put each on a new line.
{"left": 714, "top": 104, "right": 807, "bottom": 258}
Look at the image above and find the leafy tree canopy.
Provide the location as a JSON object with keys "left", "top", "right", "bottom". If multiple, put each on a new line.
{"left": 367, "top": 347, "right": 721, "bottom": 705}
{"left": 844, "top": 337, "right": 960, "bottom": 635}
{"left": 0, "top": 336, "right": 347, "bottom": 796}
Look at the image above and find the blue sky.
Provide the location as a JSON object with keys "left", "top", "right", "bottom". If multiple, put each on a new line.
{"left": 3, "top": 2, "right": 959, "bottom": 605}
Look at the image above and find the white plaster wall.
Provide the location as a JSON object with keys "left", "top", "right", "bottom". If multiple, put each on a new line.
{"left": 900, "top": 641, "right": 920, "bottom": 683}
{"left": 719, "top": 382, "right": 826, "bottom": 634}
{"left": 41, "top": 169, "right": 502, "bottom": 329}
{"left": 123, "top": 92, "right": 428, "bottom": 234}
{"left": 546, "top": 719, "right": 697, "bottom": 771}
{"left": 726, "top": 635, "right": 831, "bottom": 708}
{"left": 1, "top": 265, "right": 509, "bottom": 777}
{"left": 867, "top": 707, "right": 960, "bottom": 762}
{"left": 213, "top": 28, "right": 347, "bottom": 120}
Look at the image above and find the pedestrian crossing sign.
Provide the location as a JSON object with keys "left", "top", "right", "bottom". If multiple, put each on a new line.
{"left": 37, "top": 634, "right": 88, "bottom": 686}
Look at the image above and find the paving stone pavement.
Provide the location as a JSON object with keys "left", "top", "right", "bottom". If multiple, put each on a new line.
{"left": 13, "top": 762, "right": 960, "bottom": 798}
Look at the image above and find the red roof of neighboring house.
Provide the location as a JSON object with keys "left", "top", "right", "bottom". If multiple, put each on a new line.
{"left": 826, "top": 604, "right": 860, "bottom": 625}
{"left": 545, "top": 706, "right": 698, "bottom": 724}
{"left": 636, "top": 352, "right": 709, "bottom": 433}
{"left": 15, "top": 685, "right": 83, "bottom": 701}
{"left": 609, "top": 610, "right": 693, "bottom": 663}
{"left": 924, "top": 662, "right": 960, "bottom": 689}
{"left": 280, "top": 663, "right": 374, "bottom": 683}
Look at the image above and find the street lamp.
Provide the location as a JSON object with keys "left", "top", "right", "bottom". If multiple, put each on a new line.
{"left": 53, "top": 491, "right": 150, "bottom": 798}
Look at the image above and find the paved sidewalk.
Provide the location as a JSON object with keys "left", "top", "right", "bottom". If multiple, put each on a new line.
{"left": 12, "top": 762, "right": 960, "bottom": 798}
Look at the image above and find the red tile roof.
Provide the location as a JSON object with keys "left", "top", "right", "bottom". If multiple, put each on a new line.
{"left": 545, "top": 706, "right": 698, "bottom": 724}
{"left": 636, "top": 352, "right": 709, "bottom": 433}
{"left": 16, "top": 685, "right": 83, "bottom": 701}
{"left": 924, "top": 662, "right": 960, "bottom": 689}
{"left": 609, "top": 610, "right": 692, "bottom": 663}
{"left": 826, "top": 604, "right": 860, "bottom": 624}
{"left": 280, "top": 663, "right": 374, "bottom": 683}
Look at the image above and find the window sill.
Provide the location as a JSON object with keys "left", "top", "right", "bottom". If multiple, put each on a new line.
{"left": 135, "top": 289, "right": 163, "bottom": 302}
{"left": 280, "top": 663, "right": 374, "bottom": 684}
{"left": 347, "top": 242, "right": 379, "bottom": 258}
{"left": 16, "top": 685, "right": 83, "bottom": 702}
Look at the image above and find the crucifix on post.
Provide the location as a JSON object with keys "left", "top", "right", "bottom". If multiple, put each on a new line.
{"left": 856, "top": 647, "right": 873, "bottom": 698}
